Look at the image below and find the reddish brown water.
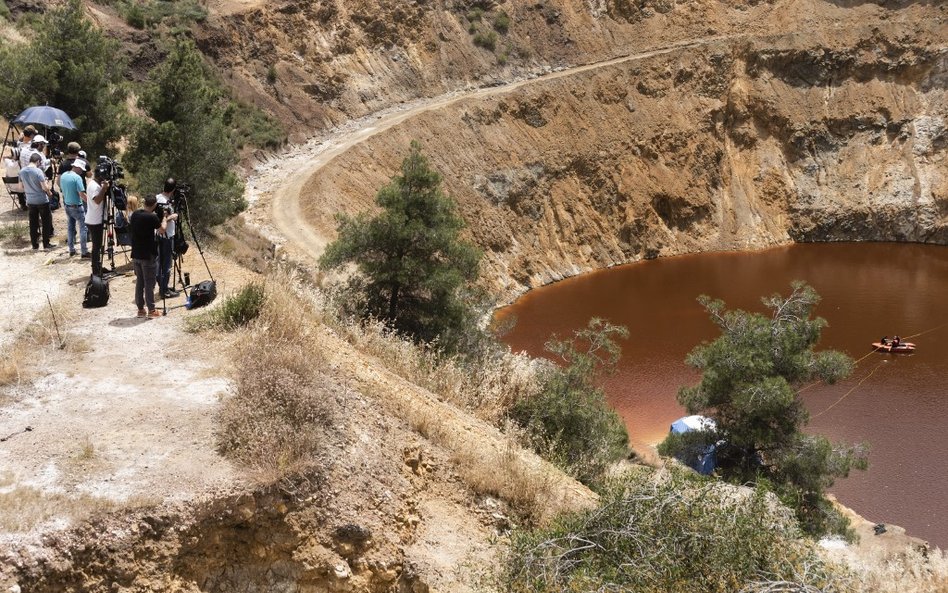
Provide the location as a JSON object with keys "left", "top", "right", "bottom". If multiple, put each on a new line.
{"left": 497, "top": 243, "right": 948, "bottom": 548}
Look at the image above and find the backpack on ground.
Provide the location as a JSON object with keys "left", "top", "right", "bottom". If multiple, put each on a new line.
{"left": 82, "top": 275, "right": 110, "bottom": 308}
{"left": 188, "top": 280, "right": 217, "bottom": 309}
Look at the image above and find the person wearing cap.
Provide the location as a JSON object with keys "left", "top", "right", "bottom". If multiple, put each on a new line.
{"left": 60, "top": 159, "right": 90, "bottom": 257}
{"left": 19, "top": 152, "right": 56, "bottom": 250}
{"left": 19, "top": 133, "right": 46, "bottom": 170}
{"left": 58, "top": 142, "right": 82, "bottom": 178}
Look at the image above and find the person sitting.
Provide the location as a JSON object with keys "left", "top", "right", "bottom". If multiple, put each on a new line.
{"left": 893, "top": 336, "right": 901, "bottom": 347}
{"left": 880, "top": 336, "right": 889, "bottom": 345}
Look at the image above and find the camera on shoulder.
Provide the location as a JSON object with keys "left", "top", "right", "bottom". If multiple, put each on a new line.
{"left": 95, "top": 155, "right": 124, "bottom": 181}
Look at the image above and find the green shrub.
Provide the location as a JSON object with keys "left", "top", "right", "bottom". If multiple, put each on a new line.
{"left": 0, "top": 0, "right": 11, "bottom": 21}
{"left": 466, "top": 8, "right": 484, "bottom": 22}
{"left": 473, "top": 30, "right": 497, "bottom": 51}
{"left": 123, "top": 2, "right": 145, "bottom": 28}
{"left": 224, "top": 100, "right": 287, "bottom": 150}
{"left": 492, "top": 11, "right": 510, "bottom": 34}
{"left": 665, "top": 282, "right": 867, "bottom": 537}
{"left": 0, "top": 222, "right": 30, "bottom": 248}
{"left": 510, "top": 318, "right": 629, "bottom": 486}
{"left": 502, "top": 466, "right": 849, "bottom": 593}
{"left": 266, "top": 64, "right": 277, "bottom": 85}
{"left": 186, "top": 282, "right": 265, "bottom": 332}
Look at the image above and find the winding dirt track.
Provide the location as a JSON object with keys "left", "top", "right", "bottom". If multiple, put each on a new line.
{"left": 265, "top": 35, "right": 732, "bottom": 263}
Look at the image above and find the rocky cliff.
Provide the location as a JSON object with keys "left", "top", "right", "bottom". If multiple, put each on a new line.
{"left": 291, "top": 1, "right": 946, "bottom": 301}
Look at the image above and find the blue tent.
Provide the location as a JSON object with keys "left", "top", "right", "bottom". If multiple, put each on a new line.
{"left": 669, "top": 415, "right": 718, "bottom": 475}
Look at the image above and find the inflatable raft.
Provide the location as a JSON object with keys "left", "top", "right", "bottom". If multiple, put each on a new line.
{"left": 872, "top": 341, "right": 916, "bottom": 353}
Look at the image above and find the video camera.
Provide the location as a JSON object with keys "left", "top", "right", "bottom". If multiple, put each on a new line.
{"left": 47, "top": 131, "right": 64, "bottom": 157}
{"left": 95, "top": 155, "right": 125, "bottom": 182}
{"left": 171, "top": 182, "right": 190, "bottom": 213}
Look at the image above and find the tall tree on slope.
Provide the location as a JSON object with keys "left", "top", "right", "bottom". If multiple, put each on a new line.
{"left": 661, "top": 282, "right": 868, "bottom": 536}
{"left": 125, "top": 39, "right": 244, "bottom": 228}
{"left": 320, "top": 141, "right": 481, "bottom": 354}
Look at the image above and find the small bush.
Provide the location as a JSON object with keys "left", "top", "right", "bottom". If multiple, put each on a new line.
{"left": 473, "top": 30, "right": 497, "bottom": 51}
{"left": 216, "top": 277, "right": 333, "bottom": 475}
{"left": 0, "top": 222, "right": 30, "bottom": 248}
{"left": 224, "top": 101, "right": 287, "bottom": 150}
{"left": 510, "top": 319, "right": 629, "bottom": 486}
{"left": 501, "top": 467, "right": 849, "bottom": 593}
{"left": 466, "top": 8, "right": 484, "bottom": 22}
{"left": 0, "top": 0, "right": 12, "bottom": 20}
{"left": 186, "top": 282, "right": 265, "bottom": 332}
{"left": 492, "top": 11, "right": 510, "bottom": 34}
{"left": 266, "top": 64, "right": 277, "bottom": 85}
{"left": 123, "top": 2, "right": 145, "bottom": 28}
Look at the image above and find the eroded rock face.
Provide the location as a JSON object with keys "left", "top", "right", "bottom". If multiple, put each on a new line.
{"left": 300, "top": 8, "right": 946, "bottom": 302}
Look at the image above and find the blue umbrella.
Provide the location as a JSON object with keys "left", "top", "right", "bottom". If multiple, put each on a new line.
{"left": 12, "top": 106, "right": 77, "bottom": 130}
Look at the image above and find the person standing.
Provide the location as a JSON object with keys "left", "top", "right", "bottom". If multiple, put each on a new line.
{"left": 130, "top": 196, "right": 166, "bottom": 318}
{"left": 19, "top": 152, "right": 56, "bottom": 250}
{"left": 17, "top": 127, "right": 38, "bottom": 169}
{"left": 84, "top": 168, "right": 110, "bottom": 276}
{"left": 155, "top": 178, "right": 179, "bottom": 298}
{"left": 60, "top": 159, "right": 90, "bottom": 258}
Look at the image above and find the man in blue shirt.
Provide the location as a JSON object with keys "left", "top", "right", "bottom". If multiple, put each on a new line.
{"left": 19, "top": 152, "right": 56, "bottom": 250}
{"left": 60, "top": 159, "right": 89, "bottom": 257}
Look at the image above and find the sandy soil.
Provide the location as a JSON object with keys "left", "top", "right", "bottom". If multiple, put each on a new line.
{"left": 0, "top": 206, "right": 247, "bottom": 548}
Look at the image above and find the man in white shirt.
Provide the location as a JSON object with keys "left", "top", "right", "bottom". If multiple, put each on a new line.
{"left": 84, "top": 167, "right": 110, "bottom": 275}
{"left": 155, "top": 178, "right": 179, "bottom": 298}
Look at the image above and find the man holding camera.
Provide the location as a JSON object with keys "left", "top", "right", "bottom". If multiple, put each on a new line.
{"left": 84, "top": 168, "right": 110, "bottom": 276}
{"left": 155, "top": 178, "right": 178, "bottom": 298}
{"left": 60, "top": 159, "right": 90, "bottom": 258}
{"left": 130, "top": 195, "right": 173, "bottom": 318}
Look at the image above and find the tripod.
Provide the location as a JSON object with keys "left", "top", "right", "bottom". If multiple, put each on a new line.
{"left": 93, "top": 181, "right": 126, "bottom": 279}
{"left": 161, "top": 189, "right": 215, "bottom": 315}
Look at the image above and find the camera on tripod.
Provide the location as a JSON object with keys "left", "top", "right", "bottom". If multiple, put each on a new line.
{"left": 95, "top": 155, "right": 124, "bottom": 181}
{"left": 47, "top": 131, "right": 64, "bottom": 157}
{"left": 171, "top": 182, "right": 190, "bottom": 213}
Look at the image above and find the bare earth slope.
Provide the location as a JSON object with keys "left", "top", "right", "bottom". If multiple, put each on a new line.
{"left": 286, "top": 0, "right": 946, "bottom": 301}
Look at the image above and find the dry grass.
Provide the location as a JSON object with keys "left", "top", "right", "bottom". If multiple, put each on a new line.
{"left": 402, "top": 396, "right": 571, "bottom": 525}
{"left": 325, "top": 313, "right": 542, "bottom": 423}
{"left": 215, "top": 269, "right": 336, "bottom": 478}
{"left": 0, "top": 298, "right": 87, "bottom": 392}
{"left": 0, "top": 222, "right": 30, "bottom": 248}
{"left": 0, "top": 472, "right": 116, "bottom": 533}
{"left": 839, "top": 543, "right": 948, "bottom": 593}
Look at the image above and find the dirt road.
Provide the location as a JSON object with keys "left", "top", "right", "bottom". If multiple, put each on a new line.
{"left": 252, "top": 35, "right": 732, "bottom": 263}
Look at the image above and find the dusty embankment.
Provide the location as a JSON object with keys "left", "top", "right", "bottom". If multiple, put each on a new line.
{"left": 0, "top": 231, "right": 592, "bottom": 592}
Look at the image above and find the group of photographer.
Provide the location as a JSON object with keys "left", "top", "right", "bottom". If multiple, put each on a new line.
{"left": 11, "top": 128, "right": 188, "bottom": 318}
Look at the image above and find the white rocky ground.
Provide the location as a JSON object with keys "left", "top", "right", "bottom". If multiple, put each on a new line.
{"left": 0, "top": 207, "right": 246, "bottom": 550}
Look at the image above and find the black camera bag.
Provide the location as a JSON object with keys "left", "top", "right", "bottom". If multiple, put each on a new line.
{"left": 82, "top": 275, "right": 110, "bottom": 308}
{"left": 188, "top": 280, "right": 217, "bottom": 309}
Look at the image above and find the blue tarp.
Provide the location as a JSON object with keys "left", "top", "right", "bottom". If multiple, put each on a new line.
{"left": 669, "top": 415, "right": 718, "bottom": 475}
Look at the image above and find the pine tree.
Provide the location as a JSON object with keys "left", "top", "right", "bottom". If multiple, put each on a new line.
{"left": 320, "top": 141, "right": 482, "bottom": 352}
{"left": 0, "top": 0, "right": 127, "bottom": 156}
{"left": 125, "top": 39, "right": 244, "bottom": 228}
{"left": 661, "top": 282, "right": 868, "bottom": 535}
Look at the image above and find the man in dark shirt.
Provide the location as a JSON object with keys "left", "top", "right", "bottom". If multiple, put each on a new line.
{"left": 130, "top": 196, "right": 167, "bottom": 318}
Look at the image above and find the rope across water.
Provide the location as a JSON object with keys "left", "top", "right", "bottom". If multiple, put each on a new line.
{"left": 804, "top": 321, "right": 948, "bottom": 418}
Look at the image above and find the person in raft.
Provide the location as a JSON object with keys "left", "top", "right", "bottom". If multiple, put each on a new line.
{"left": 893, "top": 336, "right": 901, "bottom": 347}
{"left": 880, "top": 336, "right": 889, "bottom": 345}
